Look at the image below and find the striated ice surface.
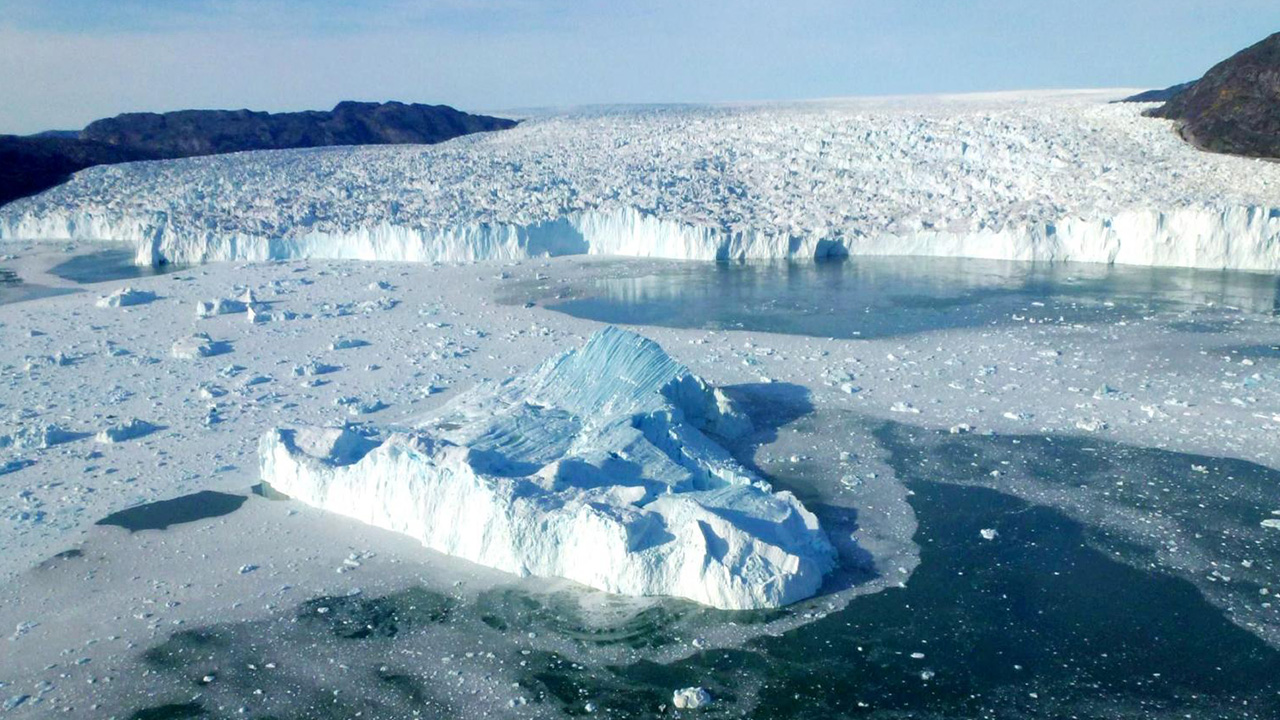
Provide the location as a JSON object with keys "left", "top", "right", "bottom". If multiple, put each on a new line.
{"left": 259, "top": 327, "right": 836, "bottom": 609}
{"left": 3, "top": 91, "right": 1280, "bottom": 270}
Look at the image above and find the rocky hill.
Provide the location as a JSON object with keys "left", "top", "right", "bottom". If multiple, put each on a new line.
{"left": 81, "top": 101, "right": 517, "bottom": 157}
{"left": 0, "top": 135, "right": 158, "bottom": 209}
{"left": 1147, "top": 33, "right": 1280, "bottom": 158}
{"left": 1, "top": 102, "right": 516, "bottom": 207}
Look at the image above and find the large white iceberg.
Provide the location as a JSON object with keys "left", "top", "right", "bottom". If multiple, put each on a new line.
{"left": 259, "top": 327, "right": 836, "bottom": 609}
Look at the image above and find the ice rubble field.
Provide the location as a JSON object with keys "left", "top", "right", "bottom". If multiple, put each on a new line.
{"left": 0, "top": 247, "right": 1279, "bottom": 715}
{"left": 3, "top": 91, "right": 1280, "bottom": 269}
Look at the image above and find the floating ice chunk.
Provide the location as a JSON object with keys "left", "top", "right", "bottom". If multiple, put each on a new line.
{"left": 890, "top": 401, "right": 920, "bottom": 414}
{"left": 0, "top": 423, "right": 80, "bottom": 450}
{"left": 171, "top": 333, "right": 229, "bottom": 359}
{"left": 95, "top": 418, "right": 158, "bottom": 444}
{"left": 196, "top": 298, "right": 247, "bottom": 318}
{"left": 334, "top": 396, "right": 387, "bottom": 415}
{"left": 96, "top": 287, "right": 156, "bottom": 308}
{"left": 260, "top": 327, "right": 834, "bottom": 609}
{"left": 293, "top": 360, "right": 340, "bottom": 377}
{"left": 198, "top": 383, "right": 227, "bottom": 399}
{"left": 980, "top": 528, "right": 998, "bottom": 541}
{"left": 330, "top": 338, "right": 371, "bottom": 350}
{"left": 672, "top": 687, "right": 712, "bottom": 709}
{"left": 1262, "top": 519, "right": 1280, "bottom": 530}
{"left": 1075, "top": 418, "right": 1107, "bottom": 432}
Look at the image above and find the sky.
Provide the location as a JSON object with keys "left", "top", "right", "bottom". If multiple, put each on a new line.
{"left": 1, "top": 0, "right": 1277, "bottom": 134}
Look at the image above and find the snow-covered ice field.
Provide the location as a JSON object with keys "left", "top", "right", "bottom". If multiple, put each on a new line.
{"left": 1, "top": 91, "right": 1279, "bottom": 718}
{"left": 3, "top": 91, "right": 1280, "bottom": 270}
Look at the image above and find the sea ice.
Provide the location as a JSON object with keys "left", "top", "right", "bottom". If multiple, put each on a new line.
{"left": 259, "top": 327, "right": 835, "bottom": 609}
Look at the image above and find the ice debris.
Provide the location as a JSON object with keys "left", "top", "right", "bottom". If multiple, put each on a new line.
{"left": 95, "top": 418, "right": 158, "bottom": 444}
{"left": 260, "top": 327, "right": 835, "bottom": 609}
{"left": 196, "top": 298, "right": 247, "bottom": 318}
{"left": 171, "top": 333, "right": 229, "bottom": 359}
{"left": 330, "top": 338, "right": 371, "bottom": 350}
{"left": 672, "top": 687, "right": 712, "bottom": 709}
{"left": 96, "top": 287, "right": 156, "bottom": 308}
{"left": 0, "top": 423, "right": 80, "bottom": 450}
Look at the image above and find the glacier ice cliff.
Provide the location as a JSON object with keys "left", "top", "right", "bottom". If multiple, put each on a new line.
{"left": 4, "top": 92, "right": 1280, "bottom": 270}
{"left": 259, "top": 327, "right": 837, "bottom": 609}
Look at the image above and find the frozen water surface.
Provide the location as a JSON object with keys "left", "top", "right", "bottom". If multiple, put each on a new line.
{"left": 1, "top": 244, "right": 1279, "bottom": 716}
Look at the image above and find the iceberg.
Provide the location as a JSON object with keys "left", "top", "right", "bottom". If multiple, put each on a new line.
{"left": 259, "top": 327, "right": 836, "bottom": 609}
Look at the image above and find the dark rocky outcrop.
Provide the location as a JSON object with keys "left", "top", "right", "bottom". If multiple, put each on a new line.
{"left": 0, "top": 135, "right": 159, "bottom": 207}
{"left": 2, "top": 101, "right": 517, "bottom": 207}
{"left": 81, "top": 101, "right": 517, "bottom": 157}
{"left": 1147, "top": 33, "right": 1280, "bottom": 158}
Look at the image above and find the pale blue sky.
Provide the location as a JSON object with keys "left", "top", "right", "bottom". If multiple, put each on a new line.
{"left": 1, "top": 0, "right": 1276, "bottom": 134}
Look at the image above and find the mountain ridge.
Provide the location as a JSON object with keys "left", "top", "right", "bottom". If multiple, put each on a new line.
{"left": 1147, "top": 32, "right": 1280, "bottom": 158}
{"left": 1, "top": 101, "right": 517, "bottom": 207}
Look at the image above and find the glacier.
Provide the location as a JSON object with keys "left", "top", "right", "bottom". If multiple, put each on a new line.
{"left": 258, "top": 327, "right": 837, "bottom": 609}
{"left": 4, "top": 91, "right": 1280, "bottom": 271}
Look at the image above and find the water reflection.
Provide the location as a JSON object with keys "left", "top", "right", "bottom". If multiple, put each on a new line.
{"left": 49, "top": 248, "right": 182, "bottom": 284}
{"left": 512, "top": 257, "right": 1280, "bottom": 339}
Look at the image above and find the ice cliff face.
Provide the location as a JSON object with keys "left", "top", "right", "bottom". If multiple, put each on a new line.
{"left": 5, "top": 92, "right": 1280, "bottom": 270}
{"left": 259, "top": 327, "right": 836, "bottom": 609}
